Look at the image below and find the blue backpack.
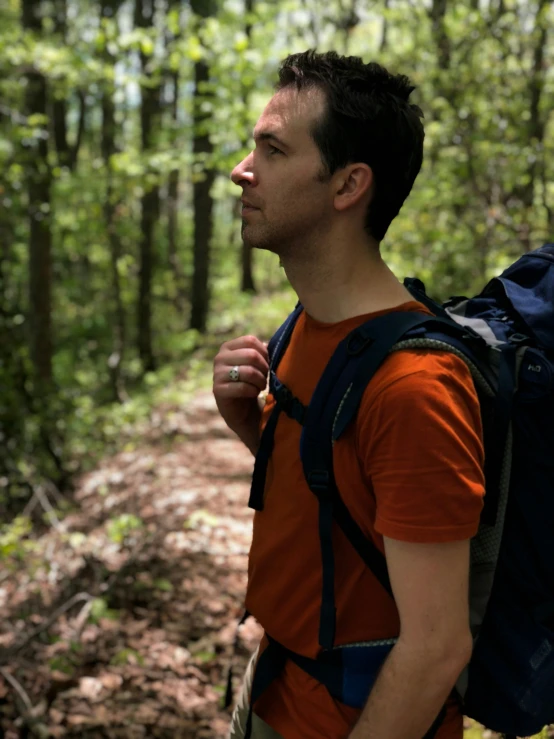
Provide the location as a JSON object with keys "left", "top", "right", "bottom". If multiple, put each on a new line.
{"left": 241, "top": 242, "right": 554, "bottom": 739}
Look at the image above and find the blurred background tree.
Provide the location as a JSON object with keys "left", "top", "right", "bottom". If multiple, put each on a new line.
{"left": 0, "top": 0, "right": 552, "bottom": 514}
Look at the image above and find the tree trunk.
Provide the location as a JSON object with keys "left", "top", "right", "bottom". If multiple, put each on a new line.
{"left": 189, "top": 0, "right": 217, "bottom": 333}
{"left": 167, "top": 161, "right": 185, "bottom": 311}
{"left": 240, "top": 0, "right": 256, "bottom": 293}
{"left": 51, "top": 0, "right": 72, "bottom": 170}
{"left": 518, "top": 0, "right": 549, "bottom": 251}
{"left": 22, "top": 0, "right": 53, "bottom": 386}
{"left": 138, "top": 186, "right": 159, "bottom": 369}
{"left": 429, "top": 0, "right": 451, "bottom": 70}
{"left": 101, "top": 0, "right": 127, "bottom": 402}
{"left": 166, "top": 1, "right": 186, "bottom": 312}
{"left": 135, "top": 0, "right": 161, "bottom": 371}
{"left": 380, "top": 0, "right": 389, "bottom": 52}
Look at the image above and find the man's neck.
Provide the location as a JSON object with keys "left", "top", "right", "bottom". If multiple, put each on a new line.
{"left": 281, "top": 239, "right": 414, "bottom": 324}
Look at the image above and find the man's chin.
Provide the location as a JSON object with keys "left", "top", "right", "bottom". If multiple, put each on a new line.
{"left": 244, "top": 240, "right": 277, "bottom": 254}
{"left": 242, "top": 231, "right": 274, "bottom": 254}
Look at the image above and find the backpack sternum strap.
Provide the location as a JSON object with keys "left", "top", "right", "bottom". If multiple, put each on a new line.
{"left": 270, "top": 373, "right": 307, "bottom": 425}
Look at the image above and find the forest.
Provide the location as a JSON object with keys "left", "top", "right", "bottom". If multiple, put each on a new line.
{"left": 0, "top": 0, "right": 553, "bottom": 736}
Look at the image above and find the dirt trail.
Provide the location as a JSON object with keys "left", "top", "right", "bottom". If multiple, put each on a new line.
{"left": 0, "top": 392, "right": 262, "bottom": 738}
{"left": 2, "top": 392, "right": 542, "bottom": 739}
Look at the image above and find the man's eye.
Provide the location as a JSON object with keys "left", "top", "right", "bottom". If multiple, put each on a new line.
{"left": 268, "top": 145, "right": 282, "bottom": 155}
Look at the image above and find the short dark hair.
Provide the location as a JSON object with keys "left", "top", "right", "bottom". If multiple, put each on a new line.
{"left": 276, "top": 50, "right": 424, "bottom": 242}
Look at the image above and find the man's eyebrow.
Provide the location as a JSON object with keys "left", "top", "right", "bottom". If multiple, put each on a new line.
{"left": 252, "top": 131, "right": 290, "bottom": 150}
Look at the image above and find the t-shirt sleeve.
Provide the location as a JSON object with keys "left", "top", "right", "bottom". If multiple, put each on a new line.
{"left": 357, "top": 351, "right": 485, "bottom": 543}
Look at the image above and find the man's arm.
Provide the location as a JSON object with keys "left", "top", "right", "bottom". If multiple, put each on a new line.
{"left": 232, "top": 396, "right": 265, "bottom": 456}
{"left": 349, "top": 537, "right": 473, "bottom": 739}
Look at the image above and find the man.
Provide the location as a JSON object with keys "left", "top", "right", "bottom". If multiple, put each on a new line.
{"left": 213, "top": 50, "right": 485, "bottom": 739}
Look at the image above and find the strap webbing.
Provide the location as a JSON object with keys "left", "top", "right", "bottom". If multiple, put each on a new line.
{"left": 333, "top": 493, "right": 392, "bottom": 597}
{"left": 248, "top": 304, "right": 304, "bottom": 512}
{"left": 248, "top": 406, "right": 281, "bottom": 511}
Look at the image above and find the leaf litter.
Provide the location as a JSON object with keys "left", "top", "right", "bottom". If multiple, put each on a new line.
{"left": 0, "top": 391, "right": 540, "bottom": 738}
{"left": 0, "top": 392, "right": 262, "bottom": 738}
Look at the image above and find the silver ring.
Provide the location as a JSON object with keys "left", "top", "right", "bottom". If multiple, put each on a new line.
{"left": 228, "top": 365, "right": 240, "bottom": 382}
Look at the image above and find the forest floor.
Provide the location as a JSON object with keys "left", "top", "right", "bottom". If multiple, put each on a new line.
{"left": 0, "top": 390, "right": 546, "bottom": 738}
{"left": 0, "top": 392, "right": 261, "bottom": 738}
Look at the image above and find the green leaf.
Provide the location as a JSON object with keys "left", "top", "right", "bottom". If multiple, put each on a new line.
{"left": 153, "top": 578, "right": 173, "bottom": 592}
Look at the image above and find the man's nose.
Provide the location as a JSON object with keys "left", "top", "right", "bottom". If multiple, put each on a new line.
{"left": 230, "top": 151, "right": 255, "bottom": 186}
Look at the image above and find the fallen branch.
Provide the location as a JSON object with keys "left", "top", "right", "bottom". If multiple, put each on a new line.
{"left": 0, "top": 667, "right": 34, "bottom": 713}
{"left": 34, "top": 484, "right": 64, "bottom": 532}
{"left": 72, "top": 598, "right": 95, "bottom": 641}
{"left": 0, "top": 591, "right": 94, "bottom": 663}
{"left": 0, "top": 667, "right": 49, "bottom": 738}
{"left": 0, "top": 538, "right": 149, "bottom": 664}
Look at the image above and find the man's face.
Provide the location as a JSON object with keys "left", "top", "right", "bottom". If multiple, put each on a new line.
{"left": 230, "top": 85, "right": 334, "bottom": 257}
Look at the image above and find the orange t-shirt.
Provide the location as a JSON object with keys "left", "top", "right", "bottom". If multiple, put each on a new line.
{"left": 246, "top": 302, "right": 485, "bottom": 739}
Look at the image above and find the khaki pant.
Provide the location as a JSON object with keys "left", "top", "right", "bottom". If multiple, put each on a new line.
{"left": 229, "top": 649, "right": 284, "bottom": 739}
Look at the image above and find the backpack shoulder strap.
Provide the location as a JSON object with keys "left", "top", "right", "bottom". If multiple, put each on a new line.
{"left": 267, "top": 301, "right": 303, "bottom": 372}
{"left": 332, "top": 314, "right": 476, "bottom": 441}
{"left": 301, "top": 311, "right": 449, "bottom": 649}
{"left": 248, "top": 302, "right": 304, "bottom": 512}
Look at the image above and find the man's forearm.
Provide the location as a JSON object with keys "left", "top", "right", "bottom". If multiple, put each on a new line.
{"left": 232, "top": 397, "right": 265, "bottom": 456}
{"left": 349, "top": 640, "right": 470, "bottom": 739}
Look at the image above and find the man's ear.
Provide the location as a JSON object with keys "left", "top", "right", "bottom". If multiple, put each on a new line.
{"left": 333, "top": 163, "right": 374, "bottom": 212}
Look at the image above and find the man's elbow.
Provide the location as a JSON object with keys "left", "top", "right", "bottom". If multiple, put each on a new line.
{"left": 399, "top": 628, "right": 473, "bottom": 681}
{"left": 432, "top": 629, "right": 473, "bottom": 682}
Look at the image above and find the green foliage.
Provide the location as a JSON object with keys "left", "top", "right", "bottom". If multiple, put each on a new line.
{"left": 0, "top": 0, "right": 552, "bottom": 523}
{"left": 106, "top": 514, "right": 144, "bottom": 545}
{"left": 0, "top": 516, "right": 33, "bottom": 560}
{"left": 184, "top": 509, "right": 219, "bottom": 530}
{"left": 89, "top": 597, "right": 120, "bottom": 624}
{"left": 153, "top": 578, "right": 174, "bottom": 592}
{"left": 110, "top": 648, "right": 145, "bottom": 666}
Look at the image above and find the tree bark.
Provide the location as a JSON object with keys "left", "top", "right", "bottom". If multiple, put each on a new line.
{"left": 189, "top": 0, "right": 217, "bottom": 333}
{"left": 50, "top": 0, "right": 85, "bottom": 171}
{"left": 240, "top": 0, "right": 256, "bottom": 294}
{"left": 22, "top": 0, "right": 53, "bottom": 386}
{"left": 52, "top": 0, "right": 69, "bottom": 169}
{"left": 135, "top": 0, "right": 161, "bottom": 371}
{"left": 166, "top": 0, "right": 187, "bottom": 313}
{"left": 429, "top": 0, "right": 451, "bottom": 70}
{"left": 101, "top": 0, "right": 127, "bottom": 402}
{"left": 380, "top": 0, "right": 389, "bottom": 52}
{"left": 518, "top": 0, "right": 549, "bottom": 251}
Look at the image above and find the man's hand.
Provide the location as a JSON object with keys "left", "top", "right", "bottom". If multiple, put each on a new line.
{"left": 213, "top": 335, "right": 269, "bottom": 455}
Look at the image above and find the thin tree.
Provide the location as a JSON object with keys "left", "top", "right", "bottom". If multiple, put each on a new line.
{"left": 239, "top": 0, "right": 256, "bottom": 293}
{"left": 101, "top": 0, "right": 127, "bottom": 401}
{"left": 51, "top": 0, "right": 86, "bottom": 171}
{"left": 21, "top": 0, "right": 68, "bottom": 487}
{"left": 189, "top": 0, "right": 217, "bottom": 333}
{"left": 22, "top": 0, "right": 53, "bottom": 386}
{"left": 166, "top": 0, "right": 187, "bottom": 312}
{"left": 515, "top": 0, "right": 550, "bottom": 251}
{"left": 135, "top": 0, "right": 161, "bottom": 371}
